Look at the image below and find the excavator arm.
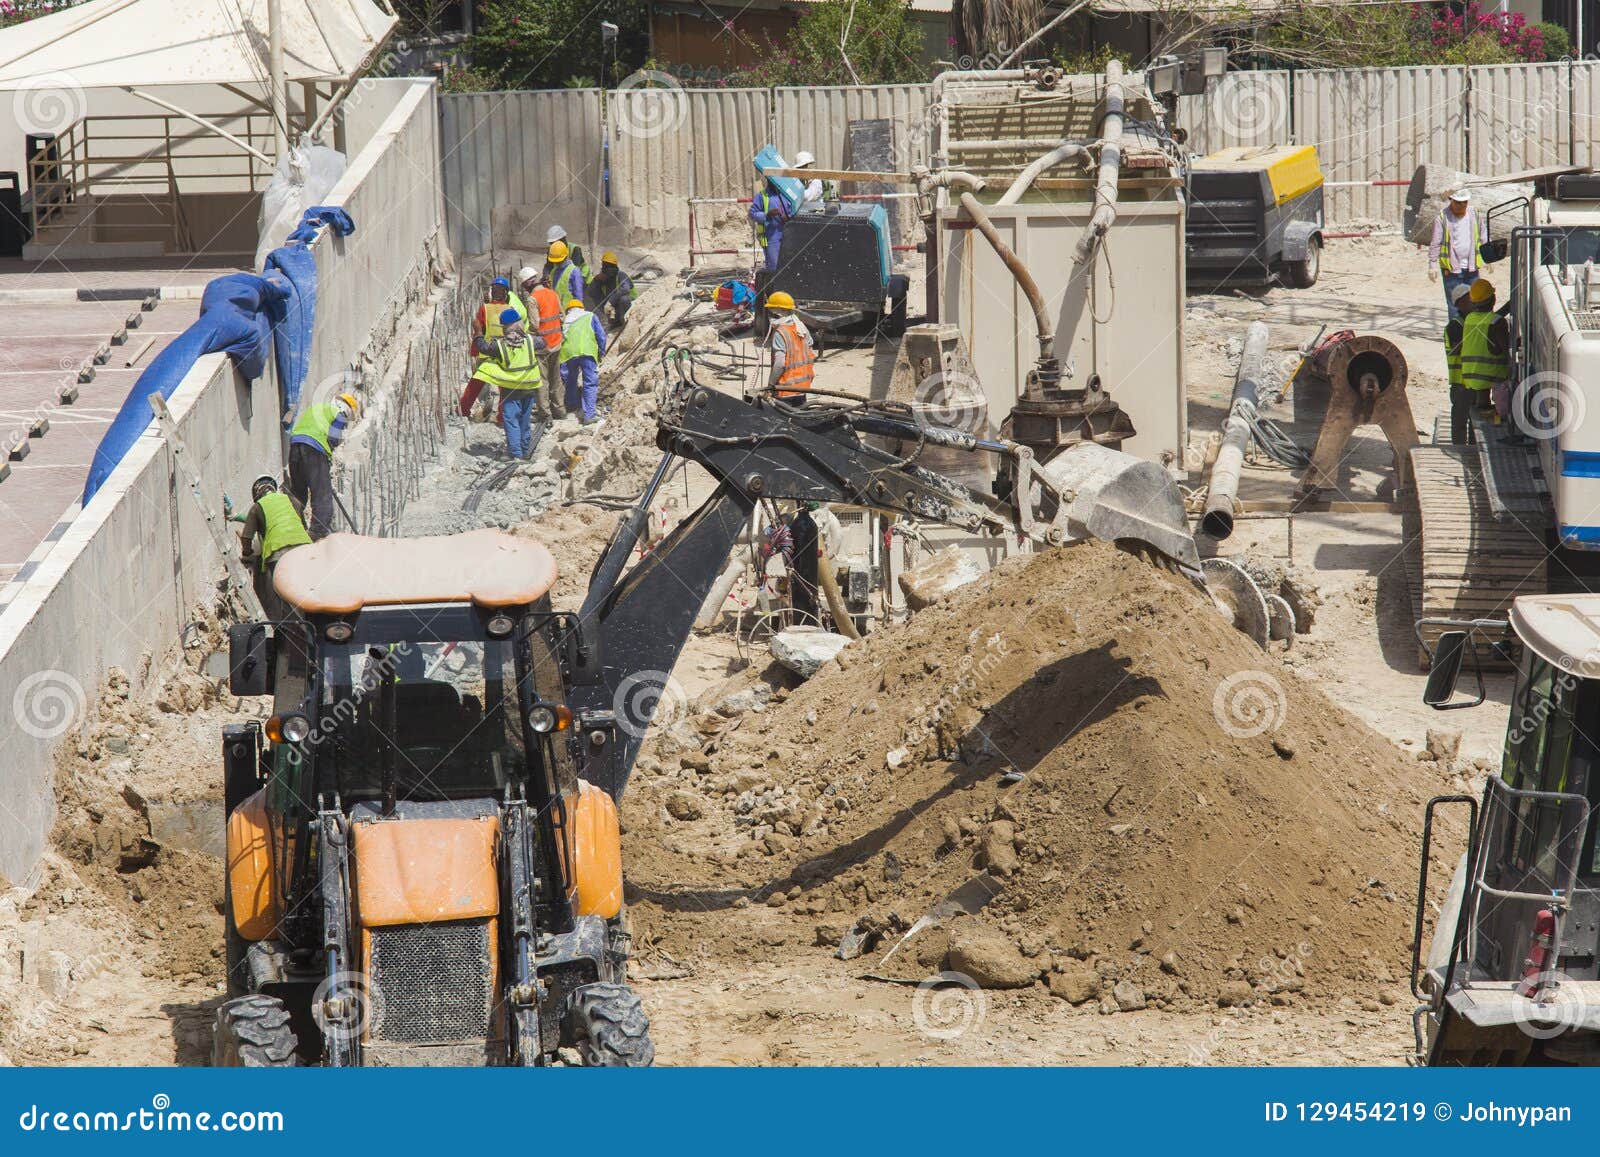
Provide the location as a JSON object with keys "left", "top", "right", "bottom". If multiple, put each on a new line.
{"left": 567, "top": 374, "right": 1199, "bottom": 798}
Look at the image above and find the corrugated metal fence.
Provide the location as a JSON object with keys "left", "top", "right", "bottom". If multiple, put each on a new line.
{"left": 441, "top": 64, "right": 1600, "bottom": 254}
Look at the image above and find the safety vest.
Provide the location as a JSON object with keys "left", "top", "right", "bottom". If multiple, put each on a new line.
{"left": 560, "top": 310, "right": 600, "bottom": 363}
{"left": 530, "top": 286, "right": 563, "bottom": 350}
{"left": 474, "top": 337, "right": 543, "bottom": 391}
{"left": 1460, "top": 310, "right": 1508, "bottom": 390}
{"left": 257, "top": 491, "right": 311, "bottom": 570}
{"left": 483, "top": 291, "right": 527, "bottom": 340}
{"left": 754, "top": 189, "right": 779, "bottom": 247}
{"left": 1436, "top": 209, "right": 1482, "bottom": 274}
{"left": 772, "top": 320, "right": 815, "bottom": 397}
{"left": 1444, "top": 321, "right": 1464, "bottom": 389}
{"left": 548, "top": 260, "right": 581, "bottom": 309}
{"left": 290, "top": 402, "right": 340, "bottom": 456}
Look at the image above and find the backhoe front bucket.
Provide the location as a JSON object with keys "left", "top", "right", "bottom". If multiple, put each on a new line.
{"left": 1038, "top": 442, "right": 1201, "bottom": 578}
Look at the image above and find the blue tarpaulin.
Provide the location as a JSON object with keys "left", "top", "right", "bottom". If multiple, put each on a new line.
{"left": 80, "top": 206, "right": 356, "bottom": 505}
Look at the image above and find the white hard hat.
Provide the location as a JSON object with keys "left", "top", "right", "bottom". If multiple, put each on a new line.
{"left": 518, "top": 265, "right": 538, "bottom": 283}
{"left": 545, "top": 224, "right": 567, "bottom": 243}
{"left": 794, "top": 150, "right": 816, "bottom": 168}
{"left": 1450, "top": 282, "right": 1473, "bottom": 304}
{"left": 1449, "top": 188, "right": 1470, "bottom": 203}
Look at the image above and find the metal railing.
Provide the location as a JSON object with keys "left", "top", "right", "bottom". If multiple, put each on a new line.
{"left": 26, "top": 110, "right": 293, "bottom": 254}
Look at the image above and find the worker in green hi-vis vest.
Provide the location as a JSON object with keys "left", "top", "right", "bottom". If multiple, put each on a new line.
{"left": 238, "top": 474, "right": 311, "bottom": 615}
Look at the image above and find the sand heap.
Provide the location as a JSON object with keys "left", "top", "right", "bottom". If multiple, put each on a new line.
{"left": 623, "top": 542, "right": 1457, "bottom": 1012}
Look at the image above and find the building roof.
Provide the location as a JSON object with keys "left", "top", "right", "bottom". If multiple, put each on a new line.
{"left": 0, "top": 0, "right": 397, "bottom": 90}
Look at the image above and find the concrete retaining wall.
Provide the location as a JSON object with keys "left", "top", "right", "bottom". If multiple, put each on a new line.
{"left": 0, "top": 355, "right": 277, "bottom": 886}
{"left": 0, "top": 79, "right": 449, "bottom": 887}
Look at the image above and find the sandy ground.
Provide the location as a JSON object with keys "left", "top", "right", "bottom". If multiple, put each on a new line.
{"left": 0, "top": 230, "right": 1502, "bottom": 1068}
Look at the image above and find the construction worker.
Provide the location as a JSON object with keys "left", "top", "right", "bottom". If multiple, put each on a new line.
{"left": 559, "top": 299, "right": 608, "bottom": 425}
{"left": 586, "top": 251, "right": 636, "bottom": 331}
{"left": 544, "top": 224, "right": 589, "bottom": 278}
{"left": 1460, "top": 278, "right": 1512, "bottom": 423}
{"left": 749, "top": 179, "right": 789, "bottom": 272}
{"left": 789, "top": 500, "right": 822, "bottom": 626}
{"left": 794, "top": 151, "right": 836, "bottom": 209}
{"left": 238, "top": 475, "right": 311, "bottom": 614}
{"left": 462, "top": 277, "right": 526, "bottom": 417}
{"left": 764, "top": 291, "right": 815, "bottom": 401}
{"left": 288, "top": 393, "right": 358, "bottom": 540}
{"left": 521, "top": 265, "right": 566, "bottom": 419}
{"left": 544, "top": 240, "right": 586, "bottom": 310}
{"left": 1444, "top": 282, "right": 1473, "bottom": 444}
{"left": 473, "top": 309, "right": 547, "bottom": 459}
{"left": 1429, "top": 188, "right": 1481, "bottom": 320}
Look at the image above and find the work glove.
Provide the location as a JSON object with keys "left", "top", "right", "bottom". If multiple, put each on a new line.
{"left": 1428, "top": 265, "right": 1439, "bottom": 283}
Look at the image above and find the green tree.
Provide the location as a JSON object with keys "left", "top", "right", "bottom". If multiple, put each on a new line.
{"left": 736, "top": 0, "right": 929, "bottom": 86}
{"left": 467, "top": 0, "right": 650, "bottom": 90}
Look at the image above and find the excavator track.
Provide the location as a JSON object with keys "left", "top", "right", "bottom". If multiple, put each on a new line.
{"left": 1407, "top": 431, "right": 1551, "bottom": 667}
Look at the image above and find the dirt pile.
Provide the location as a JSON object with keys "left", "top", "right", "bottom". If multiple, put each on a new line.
{"left": 622, "top": 542, "right": 1456, "bottom": 1013}
{"left": 0, "top": 659, "right": 233, "bottom": 1064}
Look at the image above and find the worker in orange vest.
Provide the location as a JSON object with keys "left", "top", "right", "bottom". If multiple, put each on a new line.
{"left": 764, "top": 291, "right": 815, "bottom": 401}
{"left": 521, "top": 265, "right": 567, "bottom": 419}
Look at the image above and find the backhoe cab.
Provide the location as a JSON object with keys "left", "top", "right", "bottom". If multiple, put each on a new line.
{"left": 216, "top": 530, "right": 650, "bottom": 1067}
{"left": 1413, "top": 597, "right": 1600, "bottom": 1065}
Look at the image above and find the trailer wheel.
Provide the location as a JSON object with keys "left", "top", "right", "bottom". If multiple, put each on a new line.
{"left": 1284, "top": 237, "right": 1321, "bottom": 288}
{"left": 213, "top": 994, "right": 298, "bottom": 1067}
{"left": 572, "top": 982, "right": 655, "bottom": 1067}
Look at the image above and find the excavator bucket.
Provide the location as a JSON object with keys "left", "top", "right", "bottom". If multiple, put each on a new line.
{"left": 1038, "top": 442, "right": 1202, "bottom": 578}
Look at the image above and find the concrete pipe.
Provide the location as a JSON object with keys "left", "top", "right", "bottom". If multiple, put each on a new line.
{"left": 1201, "top": 321, "right": 1270, "bottom": 540}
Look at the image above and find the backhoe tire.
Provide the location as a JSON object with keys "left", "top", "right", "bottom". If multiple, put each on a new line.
{"left": 213, "top": 994, "right": 298, "bottom": 1067}
{"left": 572, "top": 982, "right": 655, "bottom": 1067}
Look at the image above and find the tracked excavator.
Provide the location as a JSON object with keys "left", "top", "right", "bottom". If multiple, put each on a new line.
{"left": 1411, "top": 172, "right": 1600, "bottom": 662}
{"left": 212, "top": 358, "right": 1205, "bottom": 1067}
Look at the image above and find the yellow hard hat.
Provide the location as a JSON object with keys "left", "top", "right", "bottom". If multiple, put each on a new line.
{"left": 1469, "top": 279, "right": 1494, "bottom": 304}
{"left": 766, "top": 290, "right": 795, "bottom": 311}
{"left": 548, "top": 240, "right": 570, "bottom": 262}
{"left": 337, "top": 392, "right": 360, "bottom": 417}
{"left": 602, "top": 250, "right": 618, "bottom": 265}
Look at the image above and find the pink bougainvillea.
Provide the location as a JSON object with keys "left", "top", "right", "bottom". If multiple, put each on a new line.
{"left": 1410, "top": 1, "right": 1548, "bottom": 62}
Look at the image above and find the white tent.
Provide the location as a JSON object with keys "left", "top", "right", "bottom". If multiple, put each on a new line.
{"left": 0, "top": 0, "right": 398, "bottom": 89}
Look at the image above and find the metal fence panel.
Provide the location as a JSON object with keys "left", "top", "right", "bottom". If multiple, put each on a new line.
{"left": 772, "top": 84, "right": 933, "bottom": 171}
{"left": 1574, "top": 62, "right": 1600, "bottom": 168}
{"left": 441, "top": 89, "right": 601, "bottom": 255}
{"left": 608, "top": 86, "right": 769, "bottom": 238}
{"left": 1177, "top": 70, "right": 1291, "bottom": 155}
{"left": 1295, "top": 66, "right": 1467, "bottom": 223}
{"left": 1469, "top": 61, "right": 1571, "bottom": 174}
